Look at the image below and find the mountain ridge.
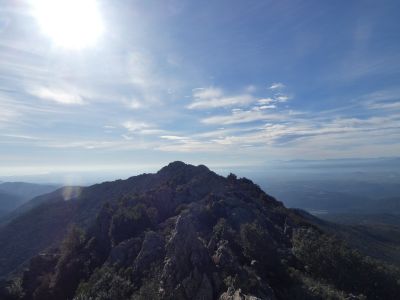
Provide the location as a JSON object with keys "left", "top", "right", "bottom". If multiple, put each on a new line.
{"left": 0, "top": 162, "right": 399, "bottom": 299}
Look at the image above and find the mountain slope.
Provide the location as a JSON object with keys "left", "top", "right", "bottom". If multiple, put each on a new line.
{"left": 0, "top": 182, "right": 58, "bottom": 202}
{"left": 0, "top": 162, "right": 399, "bottom": 300}
{"left": 0, "top": 191, "right": 22, "bottom": 218}
{"left": 0, "top": 162, "right": 227, "bottom": 278}
{"left": 0, "top": 182, "right": 58, "bottom": 219}
{"left": 294, "top": 210, "right": 400, "bottom": 267}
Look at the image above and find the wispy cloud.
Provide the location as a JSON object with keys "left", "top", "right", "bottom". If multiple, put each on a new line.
{"left": 187, "top": 87, "right": 254, "bottom": 109}
{"left": 156, "top": 91, "right": 400, "bottom": 157}
{"left": 1, "top": 134, "right": 40, "bottom": 140}
{"left": 0, "top": 105, "right": 19, "bottom": 124}
{"left": 201, "top": 108, "right": 287, "bottom": 125}
{"left": 122, "top": 121, "right": 152, "bottom": 132}
{"left": 126, "top": 99, "right": 143, "bottom": 110}
{"left": 275, "top": 95, "right": 290, "bottom": 102}
{"left": 29, "top": 87, "right": 85, "bottom": 105}
{"left": 369, "top": 102, "right": 400, "bottom": 110}
{"left": 253, "top": 105, "right": 276, "bottom": 110}
{"left": 160, "top": 135, "right": 187, "bottom": 140}
{"left": 156, "top": 139, "right": 223, "bottom": 153}
{"left": 361, "top": 89, "right": 400, "bottom": 110}
{"left": 121, "top": 120, "right": 167, "bottom": 136}
{"left": 199, "top": 90, "right": 290, "bottom": 125}
{"left": 257, "top": 98, "right": 274, "bottom": 105}
{"left": 269, "top": 82, "right": 285, "bottom": 90}
{"left": 127, "top": 51, "right": 185, "bottom": 105}
{"left": 331, "top": 53, "right": 400, "bottom": 82}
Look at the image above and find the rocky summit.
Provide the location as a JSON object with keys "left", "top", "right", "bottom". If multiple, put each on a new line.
{"left": 0, "top": 162, "right": 399, "bottom": 300}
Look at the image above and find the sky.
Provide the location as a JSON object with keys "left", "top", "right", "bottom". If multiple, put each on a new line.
{"left": 0, "top": 0, "right": 400, "bottom": 179}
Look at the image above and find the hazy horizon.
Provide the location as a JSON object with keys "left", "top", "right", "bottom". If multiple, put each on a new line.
{"left": 1, "top": 156, "right": 399, "bottom": 186}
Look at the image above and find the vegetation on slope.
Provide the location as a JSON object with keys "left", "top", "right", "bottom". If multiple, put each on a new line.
{"left": 0, "top": 162, "right": 398, "bottom": 299}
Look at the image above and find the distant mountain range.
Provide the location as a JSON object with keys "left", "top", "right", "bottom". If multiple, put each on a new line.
{"left": 0, "top": 182, "right": 58, "bottom": 218}
{"left": 260, "top": 179, "right": 400, "bottom": 215}
{"left": 0, "top": 162, "right": 399, "bottom": 300}
{"left": 0, "top": 191, "right": 20, "bottom": 217}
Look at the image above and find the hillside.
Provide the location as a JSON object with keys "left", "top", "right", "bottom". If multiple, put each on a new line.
{"left": 0, "top": 182, "right": 58, "bottom": 218}
{"left": 0, "top": 191, "right": 22, "bottom": 218}
{"left": 295, "top": 210, "right": 400, "bottom": 267}
{"left": 0, "top": 162, "right": 399, "bottom": 299}
{"left": 0, "top": 182, "right": 58, "bottom": 201}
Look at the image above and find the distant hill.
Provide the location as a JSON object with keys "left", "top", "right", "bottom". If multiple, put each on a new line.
{"left": 0, "top": 191, "right": 21, "bottom": 218}
{"left": 0, "top": 162, "right": 399, "bottom": 300}
{"left": 295, "top": 210, "right": 400, "bottom": 267}
{"left": 0, "top": 182, "right": 58, "bottom": 219}
{"left": 0, "top": 182, "right": 59, "bottom": 202}
{"left": 321, "top": 212, "right": 400, "bottom": 227}
{"left": 262, "top": 179, "right": 400, "bottom": 214}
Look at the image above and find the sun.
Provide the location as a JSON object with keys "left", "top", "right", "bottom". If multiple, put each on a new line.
{"left": 31, "top": 0, "right": 104, "bottom": 50}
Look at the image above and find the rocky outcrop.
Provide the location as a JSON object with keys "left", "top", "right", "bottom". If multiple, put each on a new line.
{"left": 161, "top": 212, "right": 214, "bottom": 299}
{"left": 219, "top": 287, "right": 268, "bottom": 300}
{"left": 133, "top": 231, "right": 165, "bottom": 278}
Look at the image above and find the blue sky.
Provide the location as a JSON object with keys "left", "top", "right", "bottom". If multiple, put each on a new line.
{"left": 0, "top": 0, "right": 400, "bottom": 178}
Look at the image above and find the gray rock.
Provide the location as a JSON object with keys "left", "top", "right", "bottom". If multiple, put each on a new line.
{"left": 161, "top": 213, "right": 213, "bottom": 299}
{"left": 107, "top": 237, "right": 142, "bottom": 266}
{"left": 219, "top": 287, "right": 267, "bottom": 300}
{"left": 133, "top": 231, "right": 165, "bottom": 275}
{"left": 212, "top": 240, "right": 235, "bottom": 267}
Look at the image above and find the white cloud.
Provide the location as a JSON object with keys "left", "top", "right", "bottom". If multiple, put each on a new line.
{"left": 276, "top": 95, "right": 290, "bottom": 102}
{"left": 259, "top": 105, "right": 276, "bottom": 110}
{"left": 187, "top": 87, "right": 254, "bottom": 109}
{"left": 103, "top": 125, "right": 116, "bottom": 129}
{"left": 156, "top": 140, "right": 223, "bottom": 153}
{"left": 193, "top": 87, "right": 223, "bottom": 99}
{"left": 202, "top": 110, "right": 277, "bottom": 125}
{"left": 127, "top": 99, "right": 143, "bottom": 109}
{"left": 122, "top": 121, "right": 151, "bottom": 132}
{"left": 44, "top": 140, "right": 123, "bottom": 150}
{"left": 127, "top": 51, "right": 184, "bottom": 104}
{"left": 256, "top": 94, "right": 291, "bottom": 106}
{"left": 368, "top": 102, "right": 400, "bottom": 110}
{"left": 0, "top": 106, "right": 19, "bottom": 123}
{"left": 160, "top": 135, "right": 187, "bottom": 140}
{"left": 251, "top": 105, "right": 276, "bottom": 111}
{"left": 122, "top": 121, "right": 166, "bottom": 136}
{"left": 29, "top": 87, "right": 85, "bottom": 105}
{"left": 269, "top": 82, "right": 285, "bottom": 90}
{"left": 1, "top": 134, "right": 40, "bottom": 140}
{"left": 245, "top": 85, "right": 257, "bottom": 93}
{"left": 361, "top": 89, "right": 400, "bottom": 110}
{"left": 140, "top": 129, "right": 167, "bottom": 135}
{"left": 257, "top": 98, "right": 274, "bottom": 105}
{"left": 121, "top": 134, "right": 133, "bottom": 140}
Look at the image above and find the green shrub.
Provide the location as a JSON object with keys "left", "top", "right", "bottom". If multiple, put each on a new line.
{"left": 292, "top": 228, "right": 400, "bottom": 299}
{"left": 109, "top": 204, "right": 151, "bottom": 245}
{"left": 74, "top": 266, "right": 134, "bottom": 300}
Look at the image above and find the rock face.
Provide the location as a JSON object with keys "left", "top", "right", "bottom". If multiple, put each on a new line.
{"left": 1, "top": 162, "right": 399, "bottom": 300}
{"left": 219, "top": 287, "right": 265, "bottom": 300}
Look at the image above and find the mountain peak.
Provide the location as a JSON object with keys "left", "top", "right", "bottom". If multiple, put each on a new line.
{"left": 157, "top": 161, "right": 211, "bottom": 178}
{"left": 159, "top": 161, "right": 190, "bottom": 171}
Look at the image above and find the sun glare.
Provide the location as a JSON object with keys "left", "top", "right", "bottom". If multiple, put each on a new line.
{"left": 32, "top": 0, "right": 104, "bottom": 50}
